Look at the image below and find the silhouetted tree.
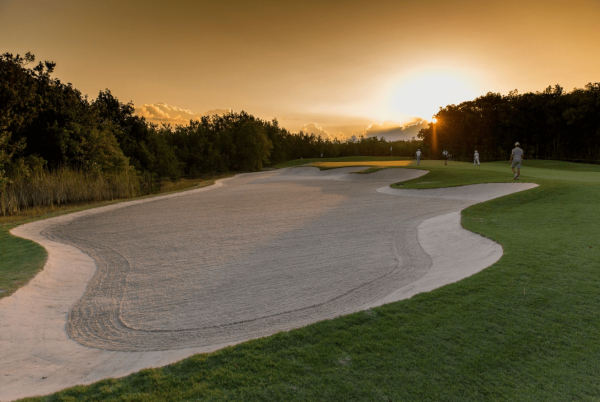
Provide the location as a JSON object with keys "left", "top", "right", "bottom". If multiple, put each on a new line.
{"left": 419, "top": 84, "right": 600, "bottom": 161}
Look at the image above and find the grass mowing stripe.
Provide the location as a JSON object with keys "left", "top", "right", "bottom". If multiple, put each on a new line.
{"left": 272, "top": 156, "right": 412, "bottom": 169}
{"left": 313, "top": 161, "right": 413, "bottom": 168}
{"left": 17, "top": 160, "right": 600, "bottom": 401}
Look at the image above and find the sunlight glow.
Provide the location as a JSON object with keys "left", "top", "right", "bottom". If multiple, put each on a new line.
{"left": 384, "top": 70, "right": 480, "bottom": 124}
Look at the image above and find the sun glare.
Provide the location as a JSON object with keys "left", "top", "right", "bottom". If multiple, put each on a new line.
{"left": 385, "top": 70, "right": 480, "bottom": 123}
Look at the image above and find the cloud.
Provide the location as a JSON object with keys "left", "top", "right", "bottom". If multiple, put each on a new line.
{"left": 280, "top": 114, "right": 377, "bottom": 140}
{"left": 299, "top": 122, "right": 349, "bottom": 141}
{"left": 364, "top": 119, "right": 429, "bottom": 141}
{"left": 135, "top": 102, "right": 232, "bottom": 125}
{"left": 280, "top": 113, "right": 429, "bottom": 142}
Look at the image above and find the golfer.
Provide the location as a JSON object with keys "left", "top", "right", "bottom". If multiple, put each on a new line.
{"left": 474, "top": 150, "right": 480, "bottom": 166}
{"left": 442, "top": 150, "right": 449, "bottom": 165}
{"left": 416, "top": 149, "right": 422, "bottom": 165}
{"left": 510, "top": 142, "right": 524, "bottom": 180}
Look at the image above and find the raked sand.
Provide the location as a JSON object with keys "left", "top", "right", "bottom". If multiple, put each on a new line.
{"left": 0, "top": 167, "right": 537, "bottom": 401}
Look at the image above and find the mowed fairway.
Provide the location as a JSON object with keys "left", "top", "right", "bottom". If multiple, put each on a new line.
{"left": 9, "top": 159, "right": 600, "bottom": 401}
{"left": 397, "top": 159, "right": 600, "bottom": 187}
{"left": 312, "top": 160, "right": 413, "bottom": 168}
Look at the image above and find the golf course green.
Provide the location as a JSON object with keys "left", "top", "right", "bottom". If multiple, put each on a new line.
{"left": 11, "top": 159, "right": 600, "bottom": 401}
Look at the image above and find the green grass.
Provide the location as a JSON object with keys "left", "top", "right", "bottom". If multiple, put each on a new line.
{"left": 392, "top": 160, "right": 521, "bottom": 189}
{"left": 0, "top": 175, "right": 233, "bottom": 299}
{"left": 0, "top": 224, "right": 47, "bottom": 297}
{"left": 14, "top": 159, "right": 600, "bottom": 401}
{"left": 272, "top": 156, "right": 412, "bottom": 169}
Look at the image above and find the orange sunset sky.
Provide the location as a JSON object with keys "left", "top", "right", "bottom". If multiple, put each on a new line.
{"left": 1, "top": 0, "right": 600, "bottom": 141}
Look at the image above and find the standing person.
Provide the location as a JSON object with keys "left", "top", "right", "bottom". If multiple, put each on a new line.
{"left": 474, "top": 150, "right": 480, "bottom": 166}
{"left": 442, "top": 150, "right": 449, "bottom": 165}
{"left": 510, "top": 142, "right": 524, "bottom": 180}
{"left": 416, "top": 148, "right": 422, "bottom": 165}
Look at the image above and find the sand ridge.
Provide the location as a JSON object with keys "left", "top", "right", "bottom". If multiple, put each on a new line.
{"left": 1, "top": 167, "right": 537, "bottom": 400}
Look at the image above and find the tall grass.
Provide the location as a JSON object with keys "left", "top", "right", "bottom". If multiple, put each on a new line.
{"left": 0, "top": 168, "right": 145, "bottom": 216}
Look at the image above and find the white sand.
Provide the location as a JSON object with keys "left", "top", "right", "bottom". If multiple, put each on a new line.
{"left": 0, "top": 167, "right": 536, "bottom": 401}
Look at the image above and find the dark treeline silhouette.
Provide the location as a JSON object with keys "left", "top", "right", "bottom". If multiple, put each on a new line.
{"left": 1, "top": 52, "right": 129, "bottom": 179}
{"left": 419, "top": 84, "right": 600, "bottom": 162}
{"left": 165, "top": 118, "right": 421, "bottom": 177}
{"left": 1, "top": 52, "right": 421, "bottom": 189}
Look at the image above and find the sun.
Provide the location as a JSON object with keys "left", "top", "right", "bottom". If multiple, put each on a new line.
{"left": 384, "top": 70, "right": 480, "bottom": 123}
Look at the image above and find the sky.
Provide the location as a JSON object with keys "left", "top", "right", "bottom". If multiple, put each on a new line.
{"left": 2, "top": 0, "right": 600, "bottom": 141}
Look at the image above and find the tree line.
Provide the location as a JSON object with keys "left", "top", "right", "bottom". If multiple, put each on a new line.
{"left": 419, "top": 84, "right": 600, "bottom": 162}
{"left": 0, "top": 52, "right": 422, "bottom": 192}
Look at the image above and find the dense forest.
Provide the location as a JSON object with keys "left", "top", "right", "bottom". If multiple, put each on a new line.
{"left": 419, "top": 84, "right": 600, "bottom": 162}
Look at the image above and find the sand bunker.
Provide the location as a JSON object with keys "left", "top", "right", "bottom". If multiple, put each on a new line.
{"left": 0, "top": 167, "right": 536, "bottom": 400}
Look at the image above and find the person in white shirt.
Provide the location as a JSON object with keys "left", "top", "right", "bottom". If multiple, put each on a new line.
{"left": 510, "top": 142, "right": 524, "bottom": 180}
{"left": 416, "top": 149, "right": 422, "bottom": 165}
{"left": 442, "top": 150, "right": 449, "bottom": 165}
{"left": 474, "top": 150, "right": 480, "bottom": 166}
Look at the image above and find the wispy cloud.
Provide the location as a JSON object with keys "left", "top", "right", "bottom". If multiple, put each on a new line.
{"left": 299, "top": 122, "right": 349, "bottom": 141}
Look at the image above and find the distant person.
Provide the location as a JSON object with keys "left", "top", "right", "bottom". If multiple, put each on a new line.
{"left": 510, "top": 142, "right": 524, "bottom": 180}
{"left": 474, "top": 150, "right": 480, "bottom": 166}
{"left": 416, "top": 149, "right": 422, "bottom": 165}
{"left": 442, "top": 150, "right": 449, "bottom": 165}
